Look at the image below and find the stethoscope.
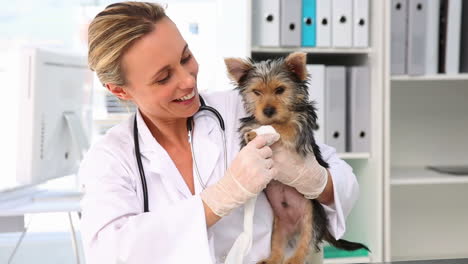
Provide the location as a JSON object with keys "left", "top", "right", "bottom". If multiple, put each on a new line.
{"left": 133, "top": 95, "right": 227, "bottom": 212}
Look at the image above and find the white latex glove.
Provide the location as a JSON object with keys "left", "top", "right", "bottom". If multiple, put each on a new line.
{"left": 272, "top": 144, "right": 328, "bottom": 199}
{"left": 201, "top": 133, "right": 280, "bottom": 217}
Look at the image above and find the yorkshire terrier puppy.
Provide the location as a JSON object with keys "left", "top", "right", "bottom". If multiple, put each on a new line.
{"left": 224, "top": 52, "right": 369, "bottom": 264}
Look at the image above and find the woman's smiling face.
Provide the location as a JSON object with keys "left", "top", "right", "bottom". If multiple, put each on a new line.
{"left": 110, "top": 17, "right": 200, "bottom": 121}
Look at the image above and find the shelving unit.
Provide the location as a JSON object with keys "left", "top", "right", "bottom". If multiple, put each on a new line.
{"left": 391, "top": 167, "right": 468, "bottom": 186}
{"left": 383, "top": 0, "right": 468, "bottom": 261}
{"left": 324, "top": 257, "right": 372, "bottom": 264}
{"left": 391, "top": 74, "right": 468, "bottom": 81}
{"left": 338, "top": 152, "right": 371, "bottom": 160}
{"left": 252, "top": 46, "right": 372, "bottom": 55}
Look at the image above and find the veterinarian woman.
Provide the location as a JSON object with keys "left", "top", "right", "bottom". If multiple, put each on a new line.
{"left": 79, "top": 2, "right": 359, "bottom": 263}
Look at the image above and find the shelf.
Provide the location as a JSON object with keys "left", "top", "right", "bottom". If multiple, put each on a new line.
{"left": 324, "top": 256, "right": 371, "bottom": 264}
{"left": 390, "top": 167, "right": 468, "bottom": 186}
{"left": 251, "top": 46, "right": 372, "bottom": 55}
{"left": 338, "top": 152, "right": 371, "bottom": 160}
{"left": 391, "top": 74, "right": 468, "bottom": 82}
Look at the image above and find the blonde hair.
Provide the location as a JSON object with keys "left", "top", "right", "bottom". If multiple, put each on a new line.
{"left": 87, "top": 1, "right": 167, "bottom": 86}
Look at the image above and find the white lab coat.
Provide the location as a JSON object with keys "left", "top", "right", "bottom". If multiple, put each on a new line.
{"left": 79, "top": 90, "right": 359, "bottom": 264}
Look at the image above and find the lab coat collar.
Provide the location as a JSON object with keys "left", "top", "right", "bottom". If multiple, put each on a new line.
{"left": 134, "top": 109, "right": 220, "bottom": 196}
{"left": 134, "top": 109, "right": 217, "bottom": 154}
{"left": 134, "top": 110, "right": 163, "bottom": 155}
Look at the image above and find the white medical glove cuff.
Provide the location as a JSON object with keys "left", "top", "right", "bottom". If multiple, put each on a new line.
{"left": 201, "top": 169, "right": 256, "bottom": 217}
{"left": 285, "top": 155, "right": 328, "bottom": 199}
{"left": 200, "top": 132, "right": 279, "bottom": 217}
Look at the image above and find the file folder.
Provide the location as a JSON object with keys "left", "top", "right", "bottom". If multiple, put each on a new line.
{"left": 390, "top": 0, "right": 408, "bottom": 75}
{"left": 461, "top": 0, "right": 468, "bottom": 73}
{"left": 332, "top": 0, "right": 353, "bottom": 47}
{"left": 251, "top": 0, "right": 280, "bottom": 47}
{"left": 316, "top": 0, "right": 332, "bottom": 47}
{"left": 347, "top": 66, "right": 370, "bottom": 153}
{"left": 438, "top": 0, "right": 448, "bottom": 73}
{"left": 302, "top": 0, "right": 317, "bottom": 47}
{"left": 407, "top": 0, "right": 428, "bottom": 76}
{"left": 352, "top": 0, "right": 369, "bottom": 47}
{"left": 306, "top": 64, "right": 326, "bottom": 144}
{"left": 425, "top": 0, "right": 440, "bottom": 75}
{"left": 444, "top": 0, "right": 462, "bottom": 74}
{"left": 280, "top": 0, "right": 302, "bottom": 47}
{"left": 325, "top": 66, "right": 346, "bottom": 153}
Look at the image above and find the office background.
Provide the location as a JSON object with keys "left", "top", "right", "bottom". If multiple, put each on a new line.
{"left": 0, "top": 0, "right": 467, "bottom": 263}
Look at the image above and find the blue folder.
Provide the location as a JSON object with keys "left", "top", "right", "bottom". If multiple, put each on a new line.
{"left": 302, "top": 0, "right": 317, "bottom": 47}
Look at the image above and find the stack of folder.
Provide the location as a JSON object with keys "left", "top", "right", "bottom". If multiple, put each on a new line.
{"left": 252, "top": 0, "right": 369, "bottom": 48}
{"left": 307, "top": 65, "right": 370, "bottom": 153}
{"left": 391, "top": 0, "right": 468, "bottom": 76}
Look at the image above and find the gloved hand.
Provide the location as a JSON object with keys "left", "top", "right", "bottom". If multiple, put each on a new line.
{"left": 271, "top": 144, "right": 328, "bottom": 199}
{"left": 201, "top": 133, "right": 280, "bottom": 217}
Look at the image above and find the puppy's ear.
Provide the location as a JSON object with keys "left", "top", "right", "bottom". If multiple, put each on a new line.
{"left": 284, "top": 52, "right": 308, "bottom": 81}
{"left": 224, "top": 58, "right": 253, "bottom": 83}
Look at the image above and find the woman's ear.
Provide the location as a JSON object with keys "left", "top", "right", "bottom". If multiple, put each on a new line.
{"left": 224, "top": 58, "right": 253, "bottom": 84}
{"left": 284, "top": 52, "right": 308, "bottom": 81}
{"left": 105, "top": 83, "right": 133, "bottom": 101}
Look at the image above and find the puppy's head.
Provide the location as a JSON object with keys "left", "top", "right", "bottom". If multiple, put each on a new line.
{"left": 224, "top": 52, "right": 310, "bottom": 125}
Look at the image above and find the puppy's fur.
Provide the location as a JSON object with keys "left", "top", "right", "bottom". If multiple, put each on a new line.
{"left": 225, "top": 52, "right": 369, "bottom": 264}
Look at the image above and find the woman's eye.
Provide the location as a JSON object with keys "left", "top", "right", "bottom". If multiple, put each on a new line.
{"left": 181, "top": 54, "right": 192, "bottom": 64}
{"left": 252, "top": 89, "right": 261, "bottom": 96}
{"left": 275, "top": 86, "right": 285, "bottom": 95}
{"left": 156, "top": 73, "right": 171, "bottom": 84}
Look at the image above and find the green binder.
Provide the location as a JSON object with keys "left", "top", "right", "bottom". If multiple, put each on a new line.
{"left": 324, "top": 245, "right": 369, "bottom": 259}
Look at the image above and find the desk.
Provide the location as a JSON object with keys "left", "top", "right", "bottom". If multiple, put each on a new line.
{"left": 0, "top": 189, "right": 81, "bottom": 217}
{"left": 0, "top": 188, "right": 82, "bottom": 263}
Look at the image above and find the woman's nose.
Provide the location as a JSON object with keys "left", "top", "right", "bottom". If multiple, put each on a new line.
{"left": 177, "top": 66, "right": 196, "bottom": 89}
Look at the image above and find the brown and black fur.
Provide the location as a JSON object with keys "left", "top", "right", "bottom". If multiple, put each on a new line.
{"left": 224, "top": 52, "right": 369, "bottom": 264}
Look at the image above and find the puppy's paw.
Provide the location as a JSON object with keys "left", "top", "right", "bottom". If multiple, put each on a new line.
{"left": 244, "top": 131, "right": 257, "bottom": 144}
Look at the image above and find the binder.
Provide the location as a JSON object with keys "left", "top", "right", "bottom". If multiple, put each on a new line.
{"left": 332, "top": 0, "right": 353, "bottom": 47}
{"left": 424, "top": 0, "right": 440, "bottom": 75}
{"left": 251, "top": 0, "right": 280, "bottom": 47}
{"left": 438, "top": 0, "right": 448, "bottom": 73}
{"left": 325, "top": 66, "right": 346, "bottom": 153}
{"left": 347, "top": 66, "right": 370, "bottom": 153}
{"left": 280, "top": 0, "right": 302, "bottom": 47}
{"left": 316, "top": 0, "right": 332, "bottom": 47}
{"left": 444, "top": 0, "right": 462, "bottom": 74}
{"left": 302, "top": 0, "right": 317, "bottom": 47}
{"left": 306, "top": 64, "right": 326, "bottom": 144}
{"left": 390, "top": 0, "right": 408, "bottom": 75}
{"left": 459, "top": 0, "right": 468, "bottom": 73}
{"left": 407, "top": 0, "right": 428, "bottom": 76}
{"left": 352, "top": 0, "right": 369, "bottom": 47}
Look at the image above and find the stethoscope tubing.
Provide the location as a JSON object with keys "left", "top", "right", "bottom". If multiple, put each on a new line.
{"left": 134, "top": 95, "right": 226, "bottom": 212}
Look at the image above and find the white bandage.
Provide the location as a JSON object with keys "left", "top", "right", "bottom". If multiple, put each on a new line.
{"left": 252, "top": 125, "right": 279, "bottom": 146}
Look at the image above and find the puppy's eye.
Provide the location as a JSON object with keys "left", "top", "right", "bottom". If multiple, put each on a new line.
{"left": 275, "top": 86, "right": 285, "bottom": 95}
{"left": 252, "top": 89, "right": 261, "bottom": 96}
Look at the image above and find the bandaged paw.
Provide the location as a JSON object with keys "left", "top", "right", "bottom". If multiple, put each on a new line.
{"left": 247, "top": 125, "right": 279, "bottom": 146}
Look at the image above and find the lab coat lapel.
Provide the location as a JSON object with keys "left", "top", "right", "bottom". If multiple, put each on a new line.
{"left": 148, "top": 152, "right": 192, "bottom": 200}
{"left": 135, "top": 111, "right": 193, "bottom": 199}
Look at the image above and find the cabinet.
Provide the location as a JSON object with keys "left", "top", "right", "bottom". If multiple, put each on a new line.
{"left": 383, "top": 1, "right": 468, "bottom": 261}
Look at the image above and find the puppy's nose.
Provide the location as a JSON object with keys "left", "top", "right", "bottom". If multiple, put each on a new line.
{"left": 263, "top": 106, "right": 276, "bottom": 117}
